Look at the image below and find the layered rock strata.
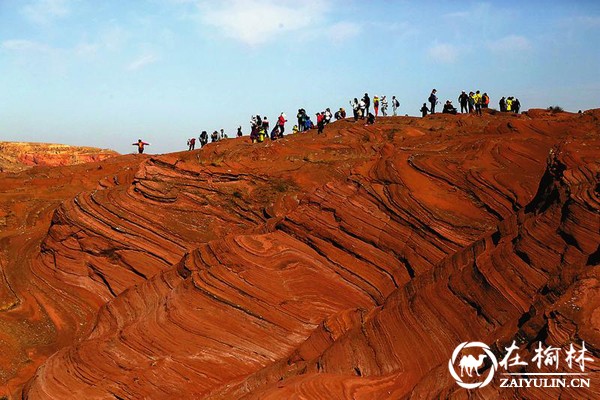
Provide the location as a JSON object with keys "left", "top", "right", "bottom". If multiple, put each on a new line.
{"left": 0, "top": 110, "right": 597, "bottom": 399}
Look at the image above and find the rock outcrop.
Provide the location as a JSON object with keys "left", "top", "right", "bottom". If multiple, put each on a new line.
{"left": 0, "top": 110, "right": 598, "bottom": 399}
{"left": 0, "top": 142, "right": 118, "bottom": 172}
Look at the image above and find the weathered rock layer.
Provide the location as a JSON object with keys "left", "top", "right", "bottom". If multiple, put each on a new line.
{"left": 0, "top": 110, "right": 598, "bottom": 399}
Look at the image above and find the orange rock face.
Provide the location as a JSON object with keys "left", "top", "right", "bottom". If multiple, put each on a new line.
{"left": 0, "top": 142, "right": 118, "bottom": 172}
{"left": 0, "top": 110, "right": 598, "bottom": 399}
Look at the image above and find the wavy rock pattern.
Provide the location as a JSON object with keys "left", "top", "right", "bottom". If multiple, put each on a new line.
{"left": 1, "top": 110, "right": 599, "bottom": 399}
{"left": 205, "top": 132, "right": 599, "bottom": 400}
{"left": 0, "top": 155, "right": 145, "bottom": 396}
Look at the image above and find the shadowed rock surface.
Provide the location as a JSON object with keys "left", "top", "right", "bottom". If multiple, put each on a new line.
{"left": 1, "top": 109, "right": 598, "bottom": 399}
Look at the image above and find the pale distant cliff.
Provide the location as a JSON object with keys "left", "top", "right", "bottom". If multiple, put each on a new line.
{"left": 0, "top": 142, "right": 118, "bottom": 172}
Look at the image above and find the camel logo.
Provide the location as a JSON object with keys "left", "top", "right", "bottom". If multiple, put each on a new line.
{"left": 448, "top": 342, "right": 498, "bottom": 389}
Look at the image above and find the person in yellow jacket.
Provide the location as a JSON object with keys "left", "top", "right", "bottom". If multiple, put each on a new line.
{"left": 474, "top": 90, "right": 482, "bottom": 116}
{"left": 506, "top": 97, "right": 513, "bottom": 112}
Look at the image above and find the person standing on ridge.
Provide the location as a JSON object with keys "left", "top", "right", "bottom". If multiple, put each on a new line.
{"left": 133, "top": 139, "right": 150, "bottom": 154}
{"left": 324, "top": 108, "right": 332, "bottom": 124}
{"left": 363, "top": 93, "right": 371, "bottom": 117}
{"left": 237, "top": 126, "right": 242, "bottom": 137}
{"left": 199, "top": 130, "right": 208, "bottom": 147}
{"left": 250, "top": 115, "right": 258, "bottom": 142}
{"left": 513, "top": 98, "right": 521, "bottom": 114}
{"left": 350, "top": 98, "right": 359, "bottom": 121}
{"left": 297, "top": 109, "right": 305, "bottom": 133}
{"left": 420, "top": 103, "right": 429, "bottom": 117}
{"left": 482, "top": 92, "right": 490, "bottom": 108}
{"left": 359, "top": 98, "right": 366, "bottom": 119}
{"left": 381, "top": 96, "right": 388, "bottom": 116}
{"left": 188, "top": 137, "right": 196, "bottom": 150}
{"left": 392, "top": 96, "right": 400, "bottom": 116}
{"left": 250, "top": 122, "right": 258, "bottom": 143}
{"left": 317, "top": 112, "right": 325, "bottom": 134}
{"left": 373, "top": 95, "right": 380, "bottom": 117}
{"left": 428, "top": 89, "right": 438, "bottom": 114}
{"left": 458, "top": 91, "right": 469, "bottom": 113}
{"left": 468, "top": 91, "right": 475, "bottom": 113}
{"left": 474, "top": 90, "right": 482, "bottom": 116}
{"left": 499, "top": 97, "right": 506, "bottom": 112}
{"left": 277, "top": 112, "right": 287, "bottom": 137}
{"left": 304, "top": 115, "right": 313, "bottom": 131}
{"left": 262, "top": 116, "right": 270, "bottom": 136}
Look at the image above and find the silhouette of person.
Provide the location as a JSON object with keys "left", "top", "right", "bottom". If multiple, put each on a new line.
{"left": 392, "top": 96, "right": 400, "bottom": 116}
{"left": 458, "top": 91, "right": 469, "bottom": 113}
{"left": 429, "top": 89, "right": 438, "bottom": 114}
{"left": 133, "top": 139, "right": 149, "bottom": 154}
{"left": 363, "top": 93, "right": 371, "bottom": 116}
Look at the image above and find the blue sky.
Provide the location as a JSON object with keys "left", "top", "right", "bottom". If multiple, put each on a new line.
{"left": 1, "top": 0, "right": 599, "bottom": 154}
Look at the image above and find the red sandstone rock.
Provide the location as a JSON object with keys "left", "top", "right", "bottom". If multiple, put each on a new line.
{"left": 0, "top": 110, "right": 598, "bottom": 399}
{"left": 0, "top": 142, "right": 118, "bottom": 172}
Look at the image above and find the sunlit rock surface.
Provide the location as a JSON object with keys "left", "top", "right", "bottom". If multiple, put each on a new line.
{"left": 1, "top": 109, "right": 598, "bottom": 399}
{"left": 0, "top": 142, "right": 118, "bottom": 172}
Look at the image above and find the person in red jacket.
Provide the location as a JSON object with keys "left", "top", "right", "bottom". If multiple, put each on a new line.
{"left": 187, "top": 137, "right": 196, "bottom": 150}
{"left": 277, "top": 112, "right": 287, "bottom": 138}
{"left": 133, "top": 139, "right": 150, "bottom": 154}
{"left": 316, "top": 112, "right": 325, "bottom": 134}
{"left": 482, "top": 92, "right": 490, "bottom": 108}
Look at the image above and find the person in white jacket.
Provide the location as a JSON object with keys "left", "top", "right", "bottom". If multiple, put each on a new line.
{"left": 392, "top": 96, "right": 400, "bottom": 116}
{"left": 381, "top": 96, "right": 388, "bottom": 116}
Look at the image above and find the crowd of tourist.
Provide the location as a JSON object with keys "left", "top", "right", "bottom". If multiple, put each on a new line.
{"left": 425, "top": 89, "right": 521, "bottom": 117}
{"left": 177, "top": 89, "right": 521, "bottom": 150}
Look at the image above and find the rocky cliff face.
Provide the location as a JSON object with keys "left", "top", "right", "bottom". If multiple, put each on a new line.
{"left": 0, "top": 110, "right": 598, "bottom": 399}
{"left": 0, "top": 142, "right": 118, "bottom": 172}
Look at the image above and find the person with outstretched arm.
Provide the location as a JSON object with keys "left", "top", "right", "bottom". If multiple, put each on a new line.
{"left": 133, "top": 139, "right": 150, "bottom": 154}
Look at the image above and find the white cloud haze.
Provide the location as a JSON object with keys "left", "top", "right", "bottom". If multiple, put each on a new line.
{"left": 428, "top": 43, "right": 460, "bottom": 63}
{"left": 488, "top": 35, "right": 532, "bottom": 53}
{"left": 196, "top": 0, "right": 330, "bottom": 45}
{"left": 127, "top": 53, "right": 160, "bottom": 71}
{"left": 21, "top": 0, "right": 72, "bottom": 24}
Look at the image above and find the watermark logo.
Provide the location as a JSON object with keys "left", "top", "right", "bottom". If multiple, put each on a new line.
{"left": 448, "top": 341, "right": 498, "bottom": 389}
{"left": 449, "top": 340, "right": 594, "bottom": 389}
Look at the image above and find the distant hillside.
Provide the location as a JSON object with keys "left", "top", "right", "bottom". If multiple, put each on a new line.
{"left": 0, "top": 142, "right": 119, "bottom": 172}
